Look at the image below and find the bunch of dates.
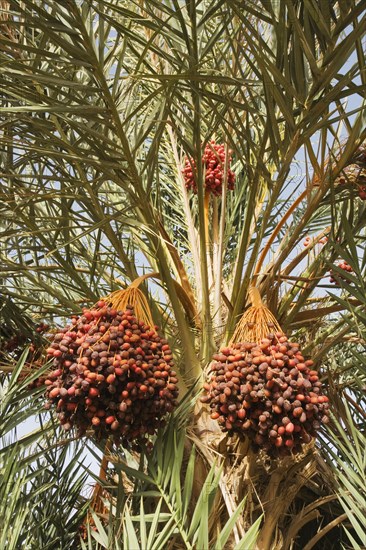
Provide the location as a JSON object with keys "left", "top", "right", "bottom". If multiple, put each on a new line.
{"left": 44, "top": 303, "right": 178, "bottom": 447}
{"left": 201, "top": 333, "right": 329, "bottom": 458}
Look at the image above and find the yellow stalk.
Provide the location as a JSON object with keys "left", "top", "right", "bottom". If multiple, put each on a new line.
{"left": 253, "top": 188, "right": 308, "bottom": 278}
{"left": 204, "top": 190, "right": 210, "bottom": 252}
{"left": 228, "top": 287, "right": 282, "bottom": 346}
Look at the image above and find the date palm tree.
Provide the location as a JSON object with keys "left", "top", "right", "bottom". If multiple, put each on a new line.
{"left": 1, "top": 1, "right": 365, "bottom": 548}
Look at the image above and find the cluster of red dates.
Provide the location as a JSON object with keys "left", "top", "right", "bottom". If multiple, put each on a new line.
{"left": 201, "top": 333, "right": 329, "bottom": 458}
{"left": 182, "top": 141, "right": 235, "bottom": 196}
{"left": 44, "top": 303, "right": 178, "bottom": 447}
